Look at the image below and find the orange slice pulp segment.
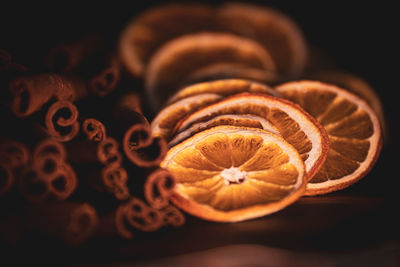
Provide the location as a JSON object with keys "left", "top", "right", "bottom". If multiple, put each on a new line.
{"left": 306, "top": 71, "right": 387, "bottom": 140}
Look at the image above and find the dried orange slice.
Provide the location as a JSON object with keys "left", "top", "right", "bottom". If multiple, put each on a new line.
{"left": 145, "top": 33, "right": 277, "bottom": 111}
{"left": 167, "top": 79, "right": 279, "bottom": 104}
{"left": 118, "top": 3, "right": 217, "bottom": 77}
{"left": 151, "top": 93, "right": 223, "bottom": 141}
{"left": 174, "top": 93, "right": 329, "bottom": 180}
{"left": 169, "top": 114, "right": 280, "bottom": 148}
{"left": 306, "top": 71, "right": 387, "bottom": 139}
{"left": 218, "top": 2, "right": 308, "bottom": 78}
{"left": 182, "top": 62, "right": 277, "bottom": 85}
{"left": 151, "top": 79, "right": 279, "bottom": 141}
{"left": 275, "top": 80, "right": 382, "bottom": 195}
{"left": 161, "top": 126, "right": 307, "bottom": 222}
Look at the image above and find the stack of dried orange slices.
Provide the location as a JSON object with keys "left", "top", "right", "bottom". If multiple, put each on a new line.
{"left": 124, "top": 3, "right": 385, "bottom": 223}
{"left": 118, "top": 2, "right": 308, "bottom": 112}
{"left": 149, "top": 79, "right": 383, "bottom": 222}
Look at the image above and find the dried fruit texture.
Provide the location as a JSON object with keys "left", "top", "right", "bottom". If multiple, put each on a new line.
{"left": 151, "top": 79, "right": 279, "bottom": 141}
{"left": 161, "top": 126, "right": 306, "bottom": 222}
{"left": 275, "top": 80, "right": 382, "bottom": 195}
{"left": 167, "top": 79, "right": 279, "bottom": 104}
{"left": 169, "top": 114, "right": 280, "bottom": 148}
{"left": 182, "top": 62, "right": 278, "bottom": 86}
{"left": 151, "top": 94, "right": 222, "bottom": 141}
{"left": 306, "top": 71, "right": 387, "bottom": 140}
{"left": 218, "top": 2, "right": 308, "bottom": 79}
{"left": 145, "top": 33, "right": 277, "bottom": 111}
{"left": 118, "top": 3, "right": 217, "bottom": 77}
{"left": 174, "top": 93, "right": 329, "bottom": 180}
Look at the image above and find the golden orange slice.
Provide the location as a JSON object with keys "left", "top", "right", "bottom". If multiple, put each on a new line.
{"left": 169, "top": 114, "right": 280, "bottom": 148}
{"left": 306, "top": 71, "right": 387, "bottom": 139}
{"left": 118, "top": 3, "right": 217, "bottom": 77}
{"left": 151, "top": 93, "right": 223, "bottom": 141}
{"left": 145, "top": 33, "right": 277, "bottom": 111}
{"left": 275, "top": 80, "right": 382, "bottom": 195}
{"left": 174, "top": 93, "right": 329, "bottom": 180}
{"left": 218, "top": 2, "right": 308, "bottom": 78}
{"left": 167, "top": 79, "right": 280, "bottom": 105}
{"left": 161, "top": 126, "right": 307, "bottom": 222}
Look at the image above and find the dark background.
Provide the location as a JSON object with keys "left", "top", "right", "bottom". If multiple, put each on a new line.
{"left": 1, "top": 0, "right": 398, "bottom": 137}
{"left": 1, "top": 0, "right": 399, "bottom": 265}
{"left": 1, "top": 0, "right": 397, "bottom": 197}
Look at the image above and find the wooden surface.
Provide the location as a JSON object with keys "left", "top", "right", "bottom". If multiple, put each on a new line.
{"left": 2, "top": 187, "right": 398, "bottom": 265}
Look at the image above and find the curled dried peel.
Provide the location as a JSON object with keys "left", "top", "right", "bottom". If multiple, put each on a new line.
{"left": 275, "top": 80, "right": 382, "bottom": 195}
{"left": 161, "top": 126, "right": 306, "bottom": 222}
{"left": 174, "top": 93, "right": 329, "bottom": 180}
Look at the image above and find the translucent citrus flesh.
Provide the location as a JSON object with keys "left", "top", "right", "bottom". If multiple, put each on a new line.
{"left": 278, "top": 89, "right": 370, "bottom": 180}
{"left": 174, "top": 93, "right": 328, "bottom": 178}
{"left": 306, "top": 71, "right": 387, "bottom": 139}
{"left": 275, "top": 81, "right": 382, "bottom": 194}
{"left": 161, "top": 126, "right": 306, "bottom": 221}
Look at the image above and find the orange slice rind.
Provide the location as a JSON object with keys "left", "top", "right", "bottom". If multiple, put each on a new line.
{"left": 182, "top": 62, "right": 278, "bottom": 85}
{"left": 169, "top": 114, "right": 281, "bottom": 148}
{"left": 167, "top": 79, "right": 280, "bottom": 105}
